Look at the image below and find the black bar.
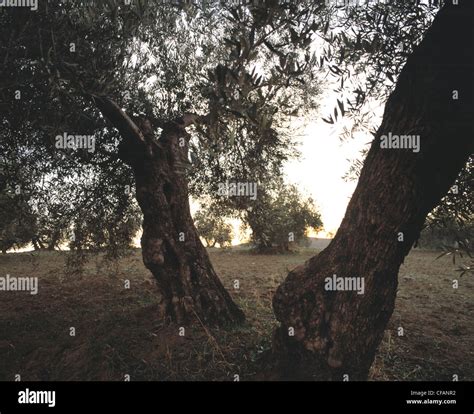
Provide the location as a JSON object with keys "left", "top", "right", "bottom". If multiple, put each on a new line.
{"left": 0, "top": 381, "right": 472, "bottom": 413}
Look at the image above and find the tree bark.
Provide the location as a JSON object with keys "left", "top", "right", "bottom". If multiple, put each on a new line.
{"left": 32, "top": 238, "right": 40, "bottom": 251}
{"left": 271, "top": 1, "right": 473, "bottom": 380}
{"left": 93, "top": 98, "right": 244, "bottom": 326}
{"left": 47, "top": 231, "right": 60, "bottom": 251}
{"left": 132, "top": 120, "right": 244, "bottom": 326}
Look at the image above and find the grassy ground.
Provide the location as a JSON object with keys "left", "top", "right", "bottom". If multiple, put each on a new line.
{"left": 0, "top": 248, "right": 472, "bottom": 381}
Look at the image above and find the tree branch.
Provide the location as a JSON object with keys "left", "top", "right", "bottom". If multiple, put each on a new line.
{"left": 173, "top": 113, "right": 210, "bottom": 129}
{"left": 91, "top": 95, "right": 146, "bottom": 145}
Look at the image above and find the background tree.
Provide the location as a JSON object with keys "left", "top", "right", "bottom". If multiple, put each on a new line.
{"left": 0, "top": 161, "right": 37, "bottom": 253}
{"left": 0, "top": 188, "right": 36, "bottom": 254}
{"left": 1, "top": 134, "right": 142, "bottom": 254}
{"left": 194, "top": 207, "right": 233, "bottom": 248}
{"left": 244, "top": 182, "right": 323, "bottom": 252}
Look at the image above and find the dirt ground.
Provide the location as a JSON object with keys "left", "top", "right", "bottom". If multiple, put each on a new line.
{"left": 0, "top": 247, "right": 472, "bottom": 381}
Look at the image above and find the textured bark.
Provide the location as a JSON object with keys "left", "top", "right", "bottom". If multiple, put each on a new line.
{"left": 93, "top": 98, "right": 244, "bottom": 326}
{"left": 129, "top": 120, "right": 245, "bottom": 326}
{"left": 271, "top": 2, "right": 473, "bottom": 380}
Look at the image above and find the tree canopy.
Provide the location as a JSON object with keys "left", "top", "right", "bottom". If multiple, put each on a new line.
{"left": 0, "top": 1, "right": 329, "bottom": 253}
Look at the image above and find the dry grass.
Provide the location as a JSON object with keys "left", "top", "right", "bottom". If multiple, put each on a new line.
{"left": 0, "top": 248, "right": 472, "bottom": 381}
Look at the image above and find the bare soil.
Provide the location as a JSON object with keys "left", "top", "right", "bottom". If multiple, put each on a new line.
{"left": 0, "top": 248, "right": 471, "bottom": 381}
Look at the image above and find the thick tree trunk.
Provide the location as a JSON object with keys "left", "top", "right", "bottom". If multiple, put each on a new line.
{"left": 130, "top": 120, "right": 244, "bottom": 326}
{"left": 93, "top": 98, "right": 244, "bottom": 326}
{"left": 271, "top": 2, "right": 473, "bottom": 380}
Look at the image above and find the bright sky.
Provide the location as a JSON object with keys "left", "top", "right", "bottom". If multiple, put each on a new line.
{"left": 284, "top": 92, "right": 383, "bottom": 238}
{"left": 285, "top": 129, "right": 363, "bottom": 237}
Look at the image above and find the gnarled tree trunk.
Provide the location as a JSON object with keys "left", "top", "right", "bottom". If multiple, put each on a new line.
{"left": 93, "top": 101, "right": 244, "bottom": 327}
{"left": 271, "top": 1, "right": 473, "bottom": 380}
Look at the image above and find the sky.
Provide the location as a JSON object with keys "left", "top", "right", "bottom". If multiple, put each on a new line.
{"left": 283, "top": 92, "right": 382, "bottom": 238}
